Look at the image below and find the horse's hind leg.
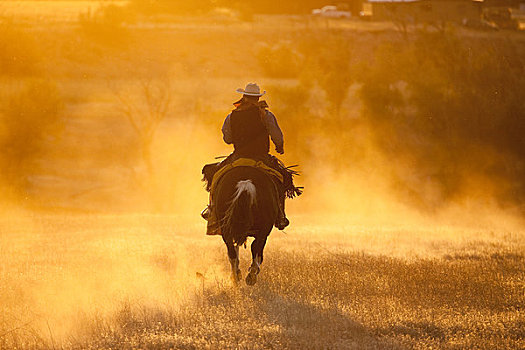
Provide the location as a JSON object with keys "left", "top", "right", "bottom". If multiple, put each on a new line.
{"left": 246, "top": 233, "right": 268, "bottom": 286}
{"left": 223, "top": 236, "right": 241, "bottom": 283}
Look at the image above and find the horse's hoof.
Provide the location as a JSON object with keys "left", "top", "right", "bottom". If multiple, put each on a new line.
{"left": 245, "top": 271, "right": 257, "bottom": 286}
{"left": 231, "top": 270, "right": 242, "bottom": 285}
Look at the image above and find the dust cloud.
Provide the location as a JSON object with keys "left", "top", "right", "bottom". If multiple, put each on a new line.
{"left": 0, "top": 2, "right": 523, "bottom": 230}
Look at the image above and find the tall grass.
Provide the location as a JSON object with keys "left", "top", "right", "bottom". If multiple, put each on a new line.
{"left": 1, "top": 215, "right": 522, "bottom": 349}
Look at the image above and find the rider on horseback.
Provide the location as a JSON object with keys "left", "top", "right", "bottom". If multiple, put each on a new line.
{"left": 202, "top": 83, "right": 301, "bottom": 230}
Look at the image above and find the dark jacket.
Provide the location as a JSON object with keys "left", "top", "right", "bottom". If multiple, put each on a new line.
{"left": 230, "top": 106, "right": 269, "bottom": 157}
{"left": 222, "top": 103, "right": 284, "bottom": 158}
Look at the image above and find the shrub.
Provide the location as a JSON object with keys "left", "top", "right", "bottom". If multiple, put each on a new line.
{"left": 266, "top": 83, "right": 314, "bottom": 158}
{"left": 296, "top": 31, "right": 356, "bottom": 115}
{"left": 0, "top": 79, "right": 63, "bottom": 190}
{"left": 358, "top": 30, "right": 525, "bottom": 211}
{"left": 313, "top": 35, "right": 355, "bottom": 115}
{"left": 257, "top": 42, "right": 303, "bottom": 79}
{"left": 128, "top": 0, "right": 214, "bottom": 15}
{"left": 0, "top": 20, "right": 41, "bottom": 77}
{"left": 78, "top": 4, "right": 133, "bottom": 46}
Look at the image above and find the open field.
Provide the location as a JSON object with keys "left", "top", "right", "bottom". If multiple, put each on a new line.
{"left": 1, "top": 2, "right": 525, "bottom": 349}
{"left": 1, "top": 214, "right": 524, "bottom": 349}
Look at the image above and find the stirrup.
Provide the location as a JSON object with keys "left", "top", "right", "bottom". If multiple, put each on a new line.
{"left": 201, "top": 206, "right": 210, "bottom": 220}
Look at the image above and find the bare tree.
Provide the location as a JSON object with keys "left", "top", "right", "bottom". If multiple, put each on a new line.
{"left": 392, "top": 13, "right": 414, "bottom": 40}
{"left": 111, "top": 77, "right": 172, "bottom": 177}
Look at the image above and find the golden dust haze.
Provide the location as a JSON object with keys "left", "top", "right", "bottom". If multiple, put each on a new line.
{"left": 0, "top": 1, "right": 524, "bottom": 349}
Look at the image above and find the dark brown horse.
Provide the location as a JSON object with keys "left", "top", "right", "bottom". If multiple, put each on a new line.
{"left": 214, "top": 166, "right": 280, "bottom": 285}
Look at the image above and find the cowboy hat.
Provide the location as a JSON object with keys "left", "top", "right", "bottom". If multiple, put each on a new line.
{"left": 236, "top": 83, "right": 266, "bottom": 97}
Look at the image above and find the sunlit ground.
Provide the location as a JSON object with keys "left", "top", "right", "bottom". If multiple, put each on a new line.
{"left": 1, "top": 214, "right": 523, "bottom": 349}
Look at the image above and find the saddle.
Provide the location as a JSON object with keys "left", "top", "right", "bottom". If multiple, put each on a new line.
{"left": 211, "top": 158, "right": 283, "bottom": 193}
{"left": 202, "top": 155, "right": 302, "bottom": 199}
{"left": 203, "top": 158, "right": 283, "bottom": 236}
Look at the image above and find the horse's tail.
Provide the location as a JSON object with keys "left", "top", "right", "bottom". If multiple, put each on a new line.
{"left": 223, "top": 180, "right": 256, "bottom": 245}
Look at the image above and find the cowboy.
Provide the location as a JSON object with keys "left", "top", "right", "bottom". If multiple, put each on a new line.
{"left": 202, "top": 83, "right": 292, "bottom": 230}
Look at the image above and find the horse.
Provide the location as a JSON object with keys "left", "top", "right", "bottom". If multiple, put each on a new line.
{"left": 214, "top": 166, "right": 280, "bottom": 285}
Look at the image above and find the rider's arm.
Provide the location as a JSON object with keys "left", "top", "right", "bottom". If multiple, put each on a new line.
{"left": 264, "top": 111, "right": 284, "bottom": 153}
{"left": 222, "top": 113, "right": 233, "bottom": 144}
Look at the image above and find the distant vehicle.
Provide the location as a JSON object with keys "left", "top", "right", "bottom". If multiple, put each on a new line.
{"left": 312, "top": 5, "right": 351, "bottom": 19}
{"left": 483, "top": 7, "right": 519, "bottom": 30}
{"left": 359, "top": 10, "right": 372, "bottom": 21}
{"left": 462, "top": 17, "right": 499, "bottom": 31}
{"left": 359, "top": 2, "right": 372, "bottom": 21}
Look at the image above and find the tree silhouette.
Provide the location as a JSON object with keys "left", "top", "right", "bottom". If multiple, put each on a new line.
{"left": 112, "top": 77, "right": 172, "bottom": 178}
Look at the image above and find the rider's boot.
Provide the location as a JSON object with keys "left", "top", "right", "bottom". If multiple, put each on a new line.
{"left": 275, "top": 195, "right": 289, "bottom": 230}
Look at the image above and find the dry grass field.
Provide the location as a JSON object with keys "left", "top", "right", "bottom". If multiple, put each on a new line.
{"left": 1, "top": 214, "right": 524, "bottom": 349}
{"left": 1, "top": 1, "right": 525, "bottom": 349}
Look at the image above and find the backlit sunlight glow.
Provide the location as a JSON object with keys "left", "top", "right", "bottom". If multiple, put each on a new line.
{"left": 0, "top": 1, "right": 524, "bottom": 348}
